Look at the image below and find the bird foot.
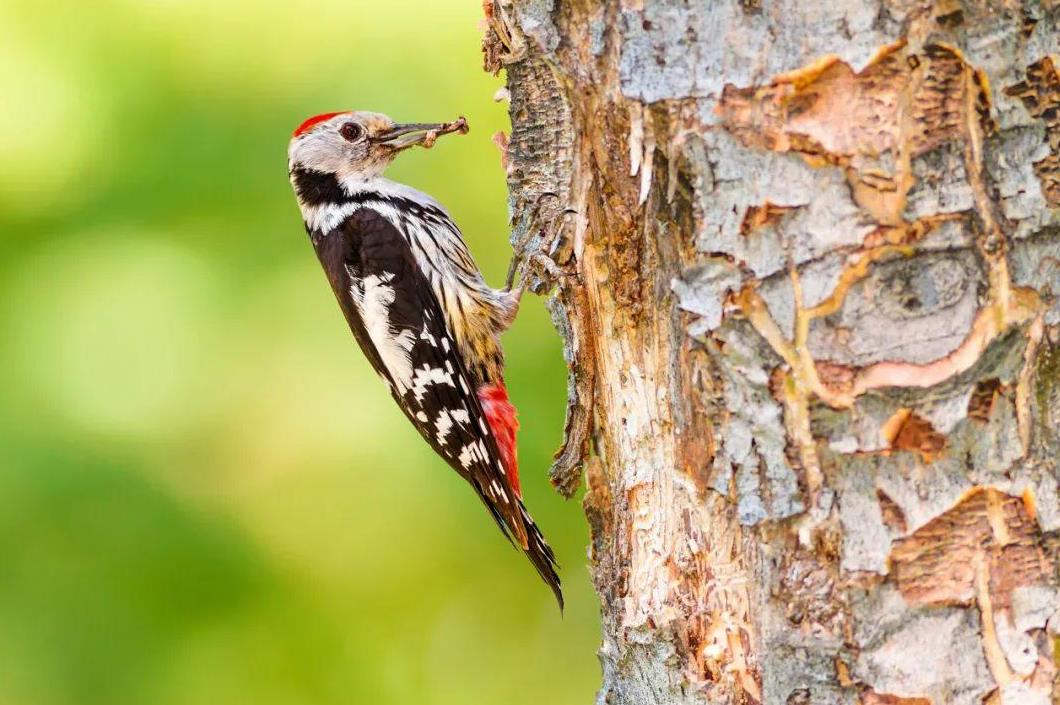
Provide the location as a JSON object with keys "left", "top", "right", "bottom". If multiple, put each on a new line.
{"left": 505, "top": 251, "right": 563, "bottom": 295}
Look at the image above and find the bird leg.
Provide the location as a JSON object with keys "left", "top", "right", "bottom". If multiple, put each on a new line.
{"left": 498, "top": 253, "right": 559, "bottom": 334}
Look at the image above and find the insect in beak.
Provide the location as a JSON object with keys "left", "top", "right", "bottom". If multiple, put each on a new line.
{"left": 375, "top": 117, "right": 469, "bottom": 150}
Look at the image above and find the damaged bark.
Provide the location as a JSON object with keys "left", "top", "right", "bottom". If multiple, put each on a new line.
{"left": 484, "top": 1, "right": 1060, "bottom": 703}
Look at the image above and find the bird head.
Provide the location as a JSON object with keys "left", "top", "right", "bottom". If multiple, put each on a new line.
{"left": 288, "top": 111, "right": 468, "bottom": 182}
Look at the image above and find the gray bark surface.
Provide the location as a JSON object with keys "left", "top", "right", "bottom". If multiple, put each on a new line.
{"left": 484, "top": 2, "right": 1060, "bottom": 703}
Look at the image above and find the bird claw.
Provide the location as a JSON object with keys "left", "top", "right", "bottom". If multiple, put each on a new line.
{"left": 506, "top": 252, "right": 563, "bottom": 294}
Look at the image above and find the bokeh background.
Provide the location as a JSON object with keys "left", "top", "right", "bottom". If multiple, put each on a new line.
{"left": 0, "top": 1, "right": 600, "bottom": 703}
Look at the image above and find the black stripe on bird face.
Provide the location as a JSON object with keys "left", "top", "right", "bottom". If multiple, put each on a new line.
{"left": 290, "top": 167, "right": 350, "bottom": 207}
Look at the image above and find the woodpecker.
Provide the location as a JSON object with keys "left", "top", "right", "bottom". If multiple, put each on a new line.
{"left": 287, "top": 111, "right": 561, "bottom": 607}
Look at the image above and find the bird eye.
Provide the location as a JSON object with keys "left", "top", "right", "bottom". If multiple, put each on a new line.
{"left": 339, "top": 122, "right": 366, "bottom": 142}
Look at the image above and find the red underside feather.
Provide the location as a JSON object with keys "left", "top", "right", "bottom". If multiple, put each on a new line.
{"left": 293, "top": 111, "right": 348, "bottom": 137}
{"left": 478, "top": 382, "right": 520, "bottom": 497}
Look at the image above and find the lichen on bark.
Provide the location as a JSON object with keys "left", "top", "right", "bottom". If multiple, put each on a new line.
{"left": 484, "top": 0, "right": 1060, "bottom": 703}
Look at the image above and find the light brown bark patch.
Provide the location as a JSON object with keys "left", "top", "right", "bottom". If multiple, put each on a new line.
{"left": 889, "top": 488, "right": 1053, "bottom": 608}
{"left": 862, "top": 692, "right": 933, "bottom": 705}
{"left": 814, "top": 360, "right": 856, "bottom": 397}
{"left": 718, "top": 47, "right": 906, "bottom": 161}
{"left": 876, "top": 489, "right": 908, "bottom": 534}
{"left": 717, "top": 43, "right": 991, "bottom": 226}
{"left": 740, "top": 201, "right": 796, "bottom": 236}
{"left": 881, "top": 409, "right": 947, "bottom": 462}
{"left": 1005, "top": 57, "right": 1060, "bottom": 206}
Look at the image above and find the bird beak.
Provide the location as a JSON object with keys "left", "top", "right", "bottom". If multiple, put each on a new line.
{"left": 375, "top": 117, "right": 469, "bottom": 150}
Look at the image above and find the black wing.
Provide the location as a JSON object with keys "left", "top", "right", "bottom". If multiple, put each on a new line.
{"left": 311, "top": 207, "right": 561, "bottom": 605}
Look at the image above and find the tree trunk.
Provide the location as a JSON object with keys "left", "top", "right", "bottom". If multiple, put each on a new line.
{"left": 484, "top": 1, "right": 1060, "bottom": 703}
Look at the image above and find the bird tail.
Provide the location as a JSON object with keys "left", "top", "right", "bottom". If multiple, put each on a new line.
{"left": 518, "top": 500, "right": 563, "bottom": 610}
{"left": 471, "top": 485, "right": 563, "bottom": 610}
{"left": 475, "top": 381, "right": 561, "bottom": 608}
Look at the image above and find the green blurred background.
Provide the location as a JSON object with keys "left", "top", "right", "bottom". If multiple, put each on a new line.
{"left": 0, "top": 1, "right": 599, "bottom": 703}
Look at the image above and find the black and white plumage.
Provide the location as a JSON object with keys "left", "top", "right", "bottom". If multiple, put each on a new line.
{"left": 287, "top": 111, "right": 561, "bottom": 607}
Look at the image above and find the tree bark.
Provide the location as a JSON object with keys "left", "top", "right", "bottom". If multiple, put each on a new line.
{"left": 484, "top": 1, "right": 1060, "bottom": 703}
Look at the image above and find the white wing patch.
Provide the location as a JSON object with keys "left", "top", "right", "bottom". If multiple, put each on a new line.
{"left": 458, "top": 439, "right": 490, "bottom": 469}
{"left": 411, "top": 363, "right": 455, "bottom": 403}
{"left": 434, "top": 410, "right": 454, "bottom": 445}
{"left": 350, "top": 273, "right": 415, "bottom": 393}
{"left": 451, "top": 407, "right": 470, "bottom": 426}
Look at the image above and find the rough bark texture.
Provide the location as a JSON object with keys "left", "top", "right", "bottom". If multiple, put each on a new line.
{"left": 484, "top": 2, "right": 1060, "bottom": 703}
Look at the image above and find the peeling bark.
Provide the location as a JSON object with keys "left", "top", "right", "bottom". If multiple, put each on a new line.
{"left": 485, "top": 1, "right": 1060, "bottom": 703}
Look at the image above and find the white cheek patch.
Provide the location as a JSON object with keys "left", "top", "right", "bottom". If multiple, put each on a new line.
{"left": 351, "top": 273, "right": 415, "bottom": 393}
